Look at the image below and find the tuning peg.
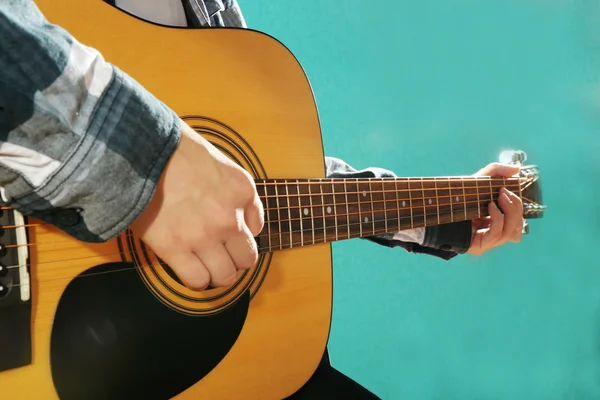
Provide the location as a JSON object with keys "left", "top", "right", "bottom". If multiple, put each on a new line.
{"left": 499, "top": 149, "right": 528, "bottom": 166}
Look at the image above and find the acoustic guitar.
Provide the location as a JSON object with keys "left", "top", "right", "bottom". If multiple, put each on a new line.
{"left": 0, "top": 1, "right": 545, "bottom": 399}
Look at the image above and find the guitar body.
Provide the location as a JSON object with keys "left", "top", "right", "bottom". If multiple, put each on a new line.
{"left": 2, "top": 1, "right": 331, "bottom": 399}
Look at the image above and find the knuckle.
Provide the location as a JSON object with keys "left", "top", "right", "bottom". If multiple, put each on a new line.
{"left": 220, "top": 269, "right": 238, "bottom": 286}
{"left": 219, "top": 212, "right": 241, "bottom": 234}
{"left": 240, "top": 239, "right": 259, "bottom": 269}
{"left": 490, "top": 230, "right": 503, "bottom": 241}
{"left": 235, "top": 171, "right": 257, "bottom": 199}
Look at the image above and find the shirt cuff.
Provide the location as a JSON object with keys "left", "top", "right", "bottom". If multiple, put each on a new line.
{"left": 422, "top": 220, "right": 472, "bottom": 255}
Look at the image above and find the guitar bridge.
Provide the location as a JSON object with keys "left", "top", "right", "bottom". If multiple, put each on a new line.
{"left": 0, "top": 201, "right": 32, "bottom": 372}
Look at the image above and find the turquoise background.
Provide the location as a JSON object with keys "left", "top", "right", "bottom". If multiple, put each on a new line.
{"left": 239, "top": 1, "right": 600, "bottom": 399}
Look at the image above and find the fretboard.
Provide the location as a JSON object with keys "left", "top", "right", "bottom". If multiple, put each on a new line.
{"left": 255, "top": 176, "right": 520, "bottom": 253}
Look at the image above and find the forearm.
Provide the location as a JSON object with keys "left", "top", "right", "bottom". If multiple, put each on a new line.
{"left": 0, "top": 1, "right": 180, "bottom": 242}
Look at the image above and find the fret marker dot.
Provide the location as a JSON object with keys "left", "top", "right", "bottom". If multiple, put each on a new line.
{"left": 303, "top": 208, "right": 309, "bottom": 216}
{"left": 364, "top": 217, "right": 369, "bottom": 223}
{"left": 456, "top": 196, "right": 460, "bottom": 202}
{"left": 363, "top": 191, "right": 367, "bottom": 198}
{"left": 327, "top": 206, "right": 332, "bottom": 214}
{"left": 428, "top": 199, "right": 432, "bottom": 205}
{"left": 402, "top": 200, "right": 406, "bottom": 207}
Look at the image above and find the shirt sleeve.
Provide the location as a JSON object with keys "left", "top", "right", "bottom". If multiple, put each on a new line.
{"left": 0, "top": 1, "right": 181, "bottom": 242}
{"left": 324, "top": 156, "right": 472, "bottom": 260}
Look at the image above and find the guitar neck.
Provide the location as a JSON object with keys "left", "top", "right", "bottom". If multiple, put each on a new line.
{"left": 255, "top": 176, "right": 521, "bottom": 253}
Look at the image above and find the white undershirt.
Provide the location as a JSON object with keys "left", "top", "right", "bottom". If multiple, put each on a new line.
{"left": 115, "top": 0, "right": 188, "bottom": 26}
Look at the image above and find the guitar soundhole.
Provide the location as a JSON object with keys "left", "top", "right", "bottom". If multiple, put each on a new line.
{"left": 158, "top": 258, "right": 183, "bottom": 285}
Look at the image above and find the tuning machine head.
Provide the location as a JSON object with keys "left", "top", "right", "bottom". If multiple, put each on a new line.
{"left": 499, "top": 149, "right": 528, "bottom": 166}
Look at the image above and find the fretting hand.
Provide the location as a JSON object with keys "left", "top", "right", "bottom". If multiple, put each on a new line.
{"left": 468, "top": 163, "right": 524, "bottom": 256}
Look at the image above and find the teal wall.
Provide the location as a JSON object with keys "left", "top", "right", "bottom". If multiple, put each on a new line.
{"left": 239, "top": 1, "right": 600, "bottom": 399}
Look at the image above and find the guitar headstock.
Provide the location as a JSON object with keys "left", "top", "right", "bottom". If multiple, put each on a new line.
{"left": 519, "top": 165, "right": 545, "bottom": 219}
{"left": 499, "top": 150, "right": 545, "bottom": 234}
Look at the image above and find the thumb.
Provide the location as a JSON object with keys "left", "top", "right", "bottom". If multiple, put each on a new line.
{"left": 474, "top": 162, "right": 520, "bottom": 178}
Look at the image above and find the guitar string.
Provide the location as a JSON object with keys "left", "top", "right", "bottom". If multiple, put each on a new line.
{"left": 0, "top": 178, "right": 525, "bottom": 287}
{"left": 2, "top": 199, "right": 495, "bottom": 283}
{"left": 259, "top": 187, "right": 517, "bottom": 210}
{"left": 256, "top": 205, "right": 489, "bottom": 252}
{"left": 260, "top": 195, "right": 500, "bottom": 229}
{"left": 257, "top": 182, "right": 519, "bottom": 198}
{"left": 255, "top": 176, "right": 522, "bottom": 184}
{"left": 0, "top": 184, "right": 518, "bottom": 235}
{"left": 1, "top": 189, "right": 506, "bottom": 250}
{"left": 0, "top": 180, "right": 521, "bottom": 227}
{"left": 4, "top": 204, "right": 491, "bottom": 289}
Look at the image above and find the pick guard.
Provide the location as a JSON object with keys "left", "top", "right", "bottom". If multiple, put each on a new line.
{"left": 50, "top": 262, "right": 248, "bottom": 400}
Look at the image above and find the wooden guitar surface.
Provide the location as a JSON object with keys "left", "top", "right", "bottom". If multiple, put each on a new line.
{"left": 2, "top": 1, "right": 332, "bottom": 399}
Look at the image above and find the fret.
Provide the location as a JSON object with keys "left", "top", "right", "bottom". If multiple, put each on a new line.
{"left": 434, "top": 177, "right": 440, "bottom": 225}
{"left": 273, "top": 180, "right": 282, "bottom": 250}
{"left": 396, "top": 179, "right": 410, "bottom": 230}
{"left": 367, "top": 179, "right": 376, "bottom": 235}
{"left": 267, "top": 181, "right": 286, "bottom": 250}
{"left": 332, "top": 181, "right": 339, "bottom": 241}
{"left": 284, "top": 182, "right": 293, "bottom": 248}
{"left": 307, "top": 181, "right": 315, "bottom": 245}
{"left": 371, "top": 179, "right": 389, "bottom": 234}
{"left": 408, "top": 178, "right": 414, "bottom": 228}
{"left": 395, "top": 180, "right": 401, "bottom": 231}
{"left": 333, "top": 180, "right": 349, "bottom": 240}
{"left": 412, "top": 179, "right": 425, "bottom": 227}
{"left": 488, "top": 178, "right": 494, "bottom": 204}
{"left": 408, "top": 179, "right": 425, "bottom": 228}
{"left": 462, "top": 178, "right": 480, "bottom": 221}
{"left": 449, "top": 178, "right": 465, "bottom": 222}
{"left": 319, "top": 179, "right": 326, "bottom": 243}
{"left": 381, "top": 180, "right": 388, "bottom": 232}
{"left": 321, "top": 181, "right": 335, "bottom": 242}
{"left": 296, "top": 180, "right": 303, "bottom": 246}
{"left": 342, "top": 180, "right": 350, "bottom": 240}
{"left": 307, "top": 181, "right": 324, "bottom": 243}
{"left": 461, "top": 179, "right": 467, "bottom": 220}
{"left": 383, "top": 180, "right": 397, "bottom": 232}
{"left": 421, "top": 179, "right": 427, "bottom": 226}
{"left": 298, "top": 180, "right": 315, "bottom": 246}
{"left": 422, "top": 179, "right": 438, "bottom": 227}
{"left": 257, "top": 183, "right": 272, "bottom": 251}
{"left": 476, "top": 178, "right": 481, "bottom": 218}
{"left": 355, "top": 179, "right": 363, "bottom": 237}
{"left": 435, "top": 178, "right": 451, "bottom": 224}
{"left": 448, "top": 177, "right": 454, "bottom": 222}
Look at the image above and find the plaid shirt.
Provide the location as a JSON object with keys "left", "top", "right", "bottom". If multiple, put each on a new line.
{"left": 0, "top": 0, "right": 470, "bottom": 258}
{"left": 1, "top": 1, "right": 180, "bottom": 242}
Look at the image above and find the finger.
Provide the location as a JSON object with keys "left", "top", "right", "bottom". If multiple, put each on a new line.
{"left": 162, "top": 251, "right": 211, "bottom": 291}
{"left": 496, "top": 189, "right": 520, "bottom": 244}
{"left": 472, "top": 216, "right": 491, "bottom": 230}
{"left": 225, "top": 229, "right": 259, "bottom": 270}
{"left": 485, "top": 200, "right": 505, "bottom": 249}
{"left": 500, "top": 187, "right": 524, "bottom": 242}
{"left": 245, "top": 193, "right": 265, "bottom": 237}
{"left": 198, "top": 244, "right": 239, "bottom": 287}
{"left": 475, "top": 162, "right": 520, "bottom": 178}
